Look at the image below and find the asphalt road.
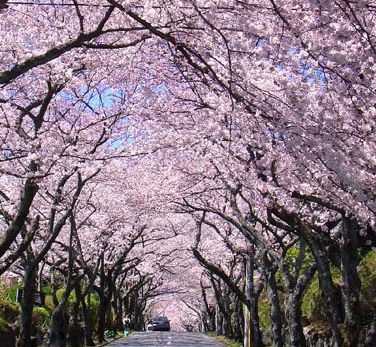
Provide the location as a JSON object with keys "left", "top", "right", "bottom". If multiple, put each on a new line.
{"left": 107, "top": 331, "right": 226, "bottom": 347}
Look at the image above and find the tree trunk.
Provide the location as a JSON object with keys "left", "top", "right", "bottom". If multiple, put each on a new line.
{"left": 340, "top": 217, "right": 361, "bottom": 347}
{"left": 233, "top": 302, "right": 243, "bottom": 341}
{"left": 48, "top": 277, "right": 76, "bottom": 347}
{"left": 298, "top": 223, "right": 344, "bottom": 346}
{"left": 364, "top": 321, "right": 376, "bottom": 347}
{"left": 116, "top": 293, "right": 123, "bottom": 331}
{"left": 209, "top": 307, "right": 216, "bottom": 331}
{"left": 216, "top": 305, "right": 223, "bottom": 335}
{"left": 280, "top": 259, "right": 313, "bottom": 347}
{"left": 48, "top": 303, "right": 67, "bottom": 347}
{"left": 244, "top": 251, "right": 263, "bottom": 347}
{"left": 97, "top": 255, "right": 107, "bottom": 343}
{"left": 284, "top": 292, "right": 306, "bottom": 347}
{"left": 97, "top": 292, "right": 109, "bottom": 342}
{"left": 314, "top": 249, "right": 343, "bottom": 346}
{"left": 264, "top": 260, "right": 283, "bottom": 347}
{"left": 105, "top": 280, "right": 115, "bottom": 333}
{"left": 82, "top": 292, "right": 95, "bottom": 346}
{"left": 18, "top": 268, "right": 36, "bottom": 347}
{"left": 223, "top": 310, "right": 232, "bottom": 337}
{"left": 69, "top": 285, "right": 83, "bottom": 347}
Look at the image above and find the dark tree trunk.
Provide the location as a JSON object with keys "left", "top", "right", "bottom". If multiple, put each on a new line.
{"left": 201, "top": 283, "right": 216, "bottom": 331}
{"left": 115, "top": 293, "right": 123, "bottom": 331}
{"left": 233, "top": 299, "right": 243, "bottom": 342}
{"left": 69, "top": 285, "right": 83, "bottom": 347}
{"left": 223, "top": 310, "right": 232, "bottom": 337}
{"left": 221, "top": 292, "right": 233, "bottom": 338}
{"left": 202, "top": 312, "right": 210, "bottom": 332}
{"left": 18, "top": 268, "right": 36, "bottom": 347}
{"left": 82, "top": 292, "right": 95, "bottom": 346}
{"left": 97, "top": 255, "right": 108, "bottom": 343}
{"left": 97, "top": 292, "right": 109, "bottom": 342}
{"left": 313, "top": 246, "right": 343, "bottom": 346}
{"left": 284, "top": 292, "right": 306, "bottom": 347}
{"left": 264, "top": 260, "right": 283, "bottom": 347}
{"left": 272, "top": 207, "right": 345, "bottom": 346}
{"left": 340, "top": 217, "right": 361, "bottom": 347}
{"left": 105, "top": 280, "right": 115, "bottom": 332}
{"left": 216, "top": 305, "right": 223, "bottom": 335}
{"left": 297, "top": 223, "right": 344, "bottom": 347}
{"left": 48, "top": 302, "right": 68, "bottom": 347}
{"left": 48, "top": 276, "right": 78, "bottom": 346}
{"left": 208, "top": 307, "right": 216, "bottom": 331}
{"left": 0, "top": 178, "right": 38, "bottom": 259}
{"left": 251, "top": 298, "right": 264, "bottom": 347}
{"left": 245, "top": 250, "right": 263, "bottom": 347}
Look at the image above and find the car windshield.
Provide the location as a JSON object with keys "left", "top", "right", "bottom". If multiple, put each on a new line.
{"left": 154, "top": 316, "right": 168, "bottom": 322}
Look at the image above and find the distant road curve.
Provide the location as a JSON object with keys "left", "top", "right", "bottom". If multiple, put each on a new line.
{"left": 107, "top": 331, "right": 226, "bottom": 347}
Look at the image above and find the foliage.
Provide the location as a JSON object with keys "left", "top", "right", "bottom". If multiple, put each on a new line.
{"left": 301, "top": 267, "right": 341, "bottom": 325}
{"left": 44, "top": 295, "right": 55, "bottom": 313}
{"left": 257, "top": 295, "right": 271, "bottom": 330}
{"left": 358, "top": 251, "right": 376, "bottom": 288}
{"left": 32, "top": 306, "right": 51, "bottom": 333}
{"left": 301, "top": 275, "right": 326, "bottom": 325}
{"left": 358, "top": 250, "right": 376, "bottom": 323}
{"left": 104, "top": 330, "right": 117, "bottom": 338}
{"left": 0, "top": 285, "right": 19, "bottom": 323}
{"left": 0, "top": 316, "right": 9, "bottom": 333}
{"left": 87, "top": 293, "right": 100, "bottom": 332}
{"left": 56, "top": 287, "right": 77, "bottom": 306}
{"left": 209, "top": 332, "right": 242, "bottom": 347}
{"left": 41, "top": 282, "right": 53, "bottom": 296}
{"left": 0, "top": 300, "right": 19, "bottom": 324}
{"left": 4, "top": 282, "right": 23, "bottom": 303}
{"left": 284, "top": 244, "right": 314, "bottom": 275}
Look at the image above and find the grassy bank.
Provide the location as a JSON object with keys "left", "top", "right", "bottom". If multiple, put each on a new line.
{"left": 208, "top": 332, "right": 242, "bottom": 347}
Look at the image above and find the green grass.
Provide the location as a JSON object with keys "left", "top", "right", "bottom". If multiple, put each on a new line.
{"left": 208, "top": 332, "right": 242, "bottom": 347}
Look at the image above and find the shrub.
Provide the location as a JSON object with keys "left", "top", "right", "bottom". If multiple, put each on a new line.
{"left": 4, "top": 282, "right": 23, "bottom": 303}
{"left": 301, "top": 276, "right": 327, "bottom": 325}
{"left": 41, "top": 282, "right": 53, "bottom": 296}
{"left": 359, "top": 250, "right": 376, "bottom": 323}
{"left": 32, "top": 306, "right": 51, "bottom": 333}
{"left": 0, "top": 316, "right": 9, "bottom": 333}
{"left": 0, "top": 286, "right": 19, "bottom": 323}
{"left": 208, "top": 332, "right": 242, "bottom": 347}
{"left": 87, "top": 293, "right": 100, "bottom": 330}
{"left": 56, "top": 287, "right": 76, "bottom": 306}
{"left": 257, "top": 296, "right": 271, "bottom": 330}
{"left": 301, "top": 267, "right": 340, "bottom": 325}
{"left": 359, "top": 250, "right": 376, "bottom": 288}
{"left": 44, "top": 295, "right": 55, "bottom": 313}
{"left": 0, "top": 300, "right": 19, "bottom": 323}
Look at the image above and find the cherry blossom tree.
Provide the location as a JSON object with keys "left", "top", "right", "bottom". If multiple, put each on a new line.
{"left": 1, "top": 1, "right": 376, "bottom": 347}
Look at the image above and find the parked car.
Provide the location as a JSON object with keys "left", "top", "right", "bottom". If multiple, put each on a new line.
{"left": 152, "top": 316, "right": 170, "bottom": 331}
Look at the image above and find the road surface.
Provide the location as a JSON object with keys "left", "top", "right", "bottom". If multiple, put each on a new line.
{"left": 107, "top": 331, "right": 226, "bottom": 347}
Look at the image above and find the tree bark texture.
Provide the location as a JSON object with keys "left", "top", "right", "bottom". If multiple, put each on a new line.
{"left": 265, "top": 264, "right": 283, "bottom": 347}
{"left": 18, "top": 268, "right": 36, "bottom": 347}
